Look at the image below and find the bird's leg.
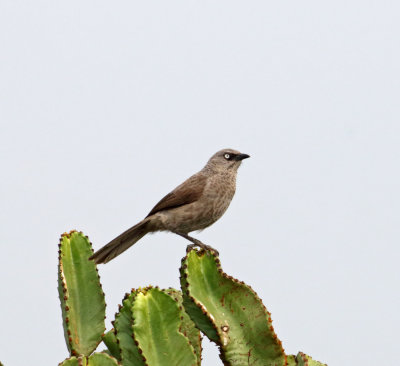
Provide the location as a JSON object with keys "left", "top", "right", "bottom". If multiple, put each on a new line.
{"left": 174, "top": 232, "right": 219, "bottom": 256}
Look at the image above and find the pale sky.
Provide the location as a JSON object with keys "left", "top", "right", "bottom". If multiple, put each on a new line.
{"left": 0, "top": 1, "right": 399, "bottom": 365}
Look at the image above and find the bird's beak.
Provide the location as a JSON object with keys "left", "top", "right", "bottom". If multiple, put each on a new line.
{"left": 235, "top": 153, "right": 250, "bottom": 161}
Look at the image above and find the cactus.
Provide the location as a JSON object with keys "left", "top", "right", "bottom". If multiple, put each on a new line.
{"left": 57, "top": 231, "right": 326, "bottom": 365}
{"left": 58, "top": 231, "right": 106, "bottom": 356}
{"left": 180, "top": 249, "right": 287, "bottom": 365}
{"left": 180, "top": 249, "right": 328, "bottom": 365}
{"left": 111, "top": 287, "right": 200, "bottom": 366}
{"left": 133, "top": 288, "right": 198, "bottom": 365}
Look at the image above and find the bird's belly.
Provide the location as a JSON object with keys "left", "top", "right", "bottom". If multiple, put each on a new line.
{"left": 159, "top": 190, "right": 234, "bottom": 233}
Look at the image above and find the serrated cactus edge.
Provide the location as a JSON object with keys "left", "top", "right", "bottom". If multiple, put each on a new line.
{"left": 113, "top": 290, "right": 146, "bottom": 366}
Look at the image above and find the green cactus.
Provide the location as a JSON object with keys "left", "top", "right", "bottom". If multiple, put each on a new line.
{"left": 133, "top": 287, "right": 198, "bottom": 365}
{"left": 56, "top": 231, "right": 326, "bottom": 365}
{"left": 180, "top": 248, "right": 286, "bottom": 366}
{"left": 58, "top": 231, "right": 106, "bottom": 357}
{"left": 110, "top": 287, "right": 200, "bottom": 366}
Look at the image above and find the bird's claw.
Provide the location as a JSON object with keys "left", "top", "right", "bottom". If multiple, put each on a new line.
{"left": 185, "top": 241, "right": 219, "bottom": 256}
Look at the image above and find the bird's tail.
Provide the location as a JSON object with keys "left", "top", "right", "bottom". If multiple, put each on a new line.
{"left": 89, "top": 219, "right": 150, "bottom": 264}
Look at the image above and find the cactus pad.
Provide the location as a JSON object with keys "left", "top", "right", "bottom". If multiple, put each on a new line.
{"left": 132, "top": 287, "right": 198, "bottom": 366}
{"left": 111, "top": 287, "right": 199, "bottom": 366}
{"left": 58, "top": 231, "right": 106, "bottom": 356}
{"left": 180, "top": 249, "right": 286, "bottom": 366}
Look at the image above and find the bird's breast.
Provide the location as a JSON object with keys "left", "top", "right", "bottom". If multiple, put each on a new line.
{"left": 203, "top": 172, "right": 236, "bottom": 219}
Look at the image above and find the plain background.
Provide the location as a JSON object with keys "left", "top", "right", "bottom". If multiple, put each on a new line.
{"left": 1, "top": 1, "right": 399, "bottom": 365}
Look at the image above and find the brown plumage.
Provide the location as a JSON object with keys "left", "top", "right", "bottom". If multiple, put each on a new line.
{"left": 90, "top": 148, "right": 250, "bottom": 264}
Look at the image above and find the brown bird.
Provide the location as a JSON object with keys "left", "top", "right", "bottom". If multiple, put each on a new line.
{"left": 90, "top": 148, "right": 250, "bottom": 264}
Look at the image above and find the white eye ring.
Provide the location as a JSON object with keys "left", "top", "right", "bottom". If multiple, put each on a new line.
{"left": 224, "top": 153, "right": 231, "bottom": 159}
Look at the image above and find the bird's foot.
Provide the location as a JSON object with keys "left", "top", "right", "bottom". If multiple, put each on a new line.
{"left": 185, "top": 240, "right": 219, "bottom": 256}
{"left": 175, "top": 232, "right": 219, "bottom": 256}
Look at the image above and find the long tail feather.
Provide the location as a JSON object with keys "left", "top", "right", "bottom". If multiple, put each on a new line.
{"left": 89, "top": 220, "right": 149, "bottom": 264}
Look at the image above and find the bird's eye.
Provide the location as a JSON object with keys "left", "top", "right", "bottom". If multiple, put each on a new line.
{"left": 224, "top": 153, "right": 231, "bottom": 160}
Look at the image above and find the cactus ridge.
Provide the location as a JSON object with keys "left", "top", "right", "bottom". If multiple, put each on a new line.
{"left": 180, "top": 249, "right": 287, "bottom": 366}
{"left": 102, "top": 329, "right": 121, "bottom": 361}
{"left": 58, "top": 231, "right": 106, "bottom": 357}
{"left": 163, "top": 288, "right": 202, "bottom": 366}
{"left": 114, "top": 290, "right": 146, "bottom": 366}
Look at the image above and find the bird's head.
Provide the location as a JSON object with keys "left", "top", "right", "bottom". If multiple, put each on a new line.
{"left": 205, "top": 148, "right": 250, "bottom": 172}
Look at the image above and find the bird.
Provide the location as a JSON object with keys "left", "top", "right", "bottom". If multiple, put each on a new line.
{"left": 90, "top": 148, "right": 250, "bottom": 264}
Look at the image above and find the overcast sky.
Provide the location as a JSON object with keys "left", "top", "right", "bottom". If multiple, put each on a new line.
{"left": 1, "top": 1, "right": 399, "bottom": 365}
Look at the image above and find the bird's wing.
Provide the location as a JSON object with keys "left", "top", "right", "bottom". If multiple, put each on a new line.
{"left": 146, "top": 173, "right": 207, "bottom": 217}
